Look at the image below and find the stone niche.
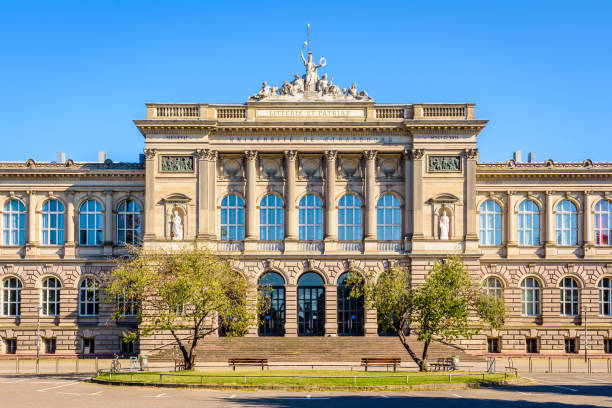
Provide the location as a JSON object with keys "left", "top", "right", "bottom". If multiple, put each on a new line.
{"left": 337, "top": 155, "right": 362, "bottom": 180}
{"left": 259, "top": 155, "right": 283, "bottom": 179}
{"left": 219, "top": 155, "right": 244, "bottom": 180}
{"left": 298, "top": 155, "right": 322, "bottom": 179}
{"left": 377, "top": 155, "right": 402, "bottom": 179}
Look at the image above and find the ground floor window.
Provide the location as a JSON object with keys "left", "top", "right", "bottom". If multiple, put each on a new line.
{"left": 487, "top": 337, "right": 501, "bottom": 353}
{"left": 120, "top": 337, "right": 134, "bottom": 354}
{"left": 526, "top": 337, "right": 539, "bottom": 353}
{"left": 44, "top": 338, "right": 56, "bottom": 354}
{"left": 82, "top": 337, "right": 95, "bottom": 354}
{"left": 4, "top": 338, "right": 16, "bottom": 354}
{"left": 564, "top": 338, "right": 578, "bottom": 354}
{"left": 605, "top": 339, "right": 612, "bottom": 354}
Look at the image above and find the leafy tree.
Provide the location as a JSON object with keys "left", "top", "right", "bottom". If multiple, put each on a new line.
{"left": 104, "top": 245, "right": 262, "bottom": 370}
{"left": 347, "top": 256, "right": 504, "bottom": 371}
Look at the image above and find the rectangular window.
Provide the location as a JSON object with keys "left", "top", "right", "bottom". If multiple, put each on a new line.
{"left": 487, "top": 337, "right": 501, "bottom": 353}
{"left": 565, "top": 338, "right": 578, "bottom": 354}
{"left": 120, "top": 337, "right": 134, "bottom": 354}
{"left": 5, "top": 338, "right": 17, "bottom": 354}
{"left": 605, "top": 339, "right": 612, "bottom": 354}
{"left": 44, "top": 338, "right": 56, "bottom": 354}
{"left": 82, "top": 337, "right": 95, "bottom": 354}
{"left": 526, "top": 337, "right": 539, "bottom": 354}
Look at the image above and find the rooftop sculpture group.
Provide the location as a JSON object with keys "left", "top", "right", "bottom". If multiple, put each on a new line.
{"left": 249, "top": 41, "right": 372, "bottom": 102}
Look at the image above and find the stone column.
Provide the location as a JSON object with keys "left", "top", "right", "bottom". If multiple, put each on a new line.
{"left": 285, "top": 151, "right": 298, "bottom": 243}
{"left": 245, "top": 150, "right": 258, "bottom": 241}
{"left": 584, "top": 191, "right": 594, "bottom": 254}
{"left": 207, "top": 151, "right": 218, "bottom": 238}
{"left": 324, "top": 151, "right": 337, "bottom": 242}
{"left": 411, "top": 149, "right": 425, "bottom": 241}
{"left": 25, "top": 191, "right": 37, "bottom": 257}
{"left": 197, "top": 150, "right": 208, "bottom": 240}
{"left": 324, "top": 284, "right": 338, "bottom": 336}
{"left": 364, "top": 306, "right": 379, "bottom": 337}
{"left": 143, "top": 149, "right": 157, "bottom": 241}
{"left": 65, "top": 192, "right": 75, "bottom": 258}
{"left": 364, "top": 150, "right": 377, "bottom": 242}
{"left": 464, "top": 149, "right": 479, "bottom": 250}
{"left": 284, "top": 284, "right": 298, "bottom": 337}
{"left": 104, "top": 190, "right": 113, "bottom": 255}
{"left": 403, "top": 151, "right": 413, "bottom": 245}
{"left": 545, "top": 191, "right": 555, "bottom": 253}
{"left": 506, "top": 191, "right": 517, "bottom": 255}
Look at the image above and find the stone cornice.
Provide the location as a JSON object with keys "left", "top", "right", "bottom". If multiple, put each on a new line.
{"left": 477, "top": 161, "right": 612, "bottom": 180}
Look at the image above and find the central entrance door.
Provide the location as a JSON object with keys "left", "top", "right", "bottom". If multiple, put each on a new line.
{"left": 297, "top": 272, "right": 325, "bottom": 336}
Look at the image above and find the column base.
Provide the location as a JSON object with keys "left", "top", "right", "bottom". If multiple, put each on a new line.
{"left": 64, "top": 243, "right": 76, "bottom": 258}
{"left": 25, "top": 243, "right": 37, "bottom": 258}
{"left": 103, "top": 244, "right": 113, "bottom": 256}
{"left": 363, "top": 238, "right": 377, "bottom": 253}
{"left": 243, "top": 239, "right": 258, "bottom": 252}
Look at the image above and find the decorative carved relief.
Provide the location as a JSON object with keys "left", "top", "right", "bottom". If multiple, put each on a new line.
{"left": 143, "top": 149, "right": 157, "bottom": 159}
{"left": 428, "top": 156, "right": 461, "bottom": 172}
{"left": 259, "top": 156, "right": 283, "bottom": 179}
{"left": 299, "top": 156, "right": 322, "bottom": 179}
{"left": 377, "top": 156, "right": 401, "bottom": 178}
{"left": 465, "top": 148, "right": 478, "bottom": 160}
{"left": 245, "top": 150, "right": 258, "bottom": 161}
{"left": 338, "top": 156, "right": 361, "bottom": 180}
{"left": 411, "top": 149, "right": 424, "bottom": 160}
{"left": 325, "top": 150, "right": 338, "bottom": 161}
{"left": 161, "top": 155, "right": 194, "bottom": 172}
{"left": 364, "top": 150, "right": 377, "bottom": 161}
{"left": 220, "top": 156, "right": 244, "bottom": 179}
{"left": 285, "top": 150, "right": 298, "bottom": 161}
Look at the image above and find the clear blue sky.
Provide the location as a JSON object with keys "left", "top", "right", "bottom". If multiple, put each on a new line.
{"left": 1, "top": 1, "right": 611, "bottom": 163}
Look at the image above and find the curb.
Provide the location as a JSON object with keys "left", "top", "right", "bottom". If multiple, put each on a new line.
{"left": 89, "top": 377, "right": 528, "bottom": 392}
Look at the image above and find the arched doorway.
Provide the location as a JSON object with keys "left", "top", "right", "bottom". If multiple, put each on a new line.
{"left": 297, "top": 272, "right": 325, "bottom": 336}
{"left": 258, "top": 272, "right": 285, "bottom": 336}
{"left": 337, "top": 273, "right": 364, "bottom": 336}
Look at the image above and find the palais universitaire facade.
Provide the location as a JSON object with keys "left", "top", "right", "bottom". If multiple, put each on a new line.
{"left": 1, "top": 49, "right": 612, "bottom": 359}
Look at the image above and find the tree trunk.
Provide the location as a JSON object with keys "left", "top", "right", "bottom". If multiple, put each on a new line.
{"left": 397, "top": 330, "right": 426, "bottom": 371}
{"left": 420, "top": 339, "right": 431, "bottom": 372}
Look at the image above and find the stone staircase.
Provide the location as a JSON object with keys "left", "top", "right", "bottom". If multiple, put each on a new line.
{"left": 148, "top": 336, "right": 483, "bottom": 363}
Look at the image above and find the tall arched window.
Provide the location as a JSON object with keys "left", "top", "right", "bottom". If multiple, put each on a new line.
{"left": 560, "top": 277, "right": 579, "bottom": 316}
{"left": 79, "top": 278, "right": 99, "bottom": 316}
{"left": 220, "top": 194, "right": 245, "bottom": 241}
{"left": 297, "top": 272, "right": 325, "bottom": 336}
{"left": 3, "top": 199, "right": 26, "bottom": 246}
{"left": 258, "top": 272, "right": 285, "bottom": 336}
{"left": 41, "top": 277, "right": 61, "bottom": 317}
{"left": 599, "top": 277, "right": 612, "bottom": 316}
{"left": 595, "top": 200, "right": 612, "bottom": 246}
{"left": 483, "top": 277, "right": 503, "bottom": 298}
{"left": 42, "top": 199, "right": 65, "bottom": 246}
{"left": 556, "top": 200, "right": 578, "bottom": 246}
{"left": 2, "top": 277, "right": 22, "bottom": 316}
{"left": 518, "top": 200, "right": 540, "bottom": 246}
{"left": 376, "top": 194, "right": 401, "bottom": 241}
{"left": 479, "top": 200, "right": 502, "bottom": 246}
{"left": 337, "top": 273, "right": 364, "bottom": 336}
{"left": 117, "top": 200, "right": 141, "bottom": 245}
{"left": 79, "top": 200, "right": 103, "bottom": 246}
{"left": 259, "top": 195, "right": 284, "bottom": 241}
{"left": 338, "top": 195, "right": 362, "bottom": 241}
{"left": 298, "top": 195, "right": 323, "bottom": 241}
{"left": 521, "top": 277, "right": 541, "bottom": 316}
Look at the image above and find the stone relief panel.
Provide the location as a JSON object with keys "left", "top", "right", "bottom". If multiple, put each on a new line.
{"left": 298, "top": 155, "right": 322, "bottom": 179}
{"left": 428, "top": 155, "right": 461, "bottom": 172}
{"left": 219, "top": 156, "right": 244, "bottom": 180}
{"left": 160, "top": 155, "right": 194, "bottom": 172}
{"left": 337, "top": 155, "right": 362, "bottom": 180}
{"left": 377, "top": 155, "right": 402, "bottom": 178}
{"left": 259, "top": 155, "right": 283, "bottom": 179}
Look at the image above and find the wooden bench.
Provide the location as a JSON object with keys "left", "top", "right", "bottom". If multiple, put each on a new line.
{"left": 228, "top": 358, "right": 269, "bottom": 371}
{"left": 429, "top": 358, "right": 455, "bottom": 371}
{"left": 361, "top": 358, "right": 401, "bottom": 372}
{"left": 174, "top": 359, "right": 186, "bottom": 371}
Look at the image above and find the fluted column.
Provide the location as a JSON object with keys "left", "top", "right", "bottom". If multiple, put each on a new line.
{"left": 26, "top": 191, "right": 37, "bottom": 245}
{"left": 245, "top": 150, "right": 258, "bottom": 241}
{"left": 544, "top": 191, "right": 555, "bottom": 257}
{"left": 404, "top": 151, "right": 413, "bottom": 243}
{"left": 207, "top": 151, "right": 218, "bottom": 238}
{"left": 465, "top": 149, "right": 478, "bottom": 245}
{"left": 411, "top": 149, "right": 425, "bottom": 241}
{"left": 285, "top": 151, "right": 298, "bottom": 241}
{"left": 584, "top": 191, "right": 594, "bottom": 247}
{"left": 143, "top": 149, "right": 157, "bottom": 241}
{"left": 324, "top": 151, "right": 337, "bottom": 241}
{"left": 364, "top": 150, "right": 377, "bottom": 240}
{"left": 506, "top": 191, "right": 517, "bottom": 255}
{"left": 65, "top": 192, "right": 75, "bottom": 257}
{"left": 197, "top": 150, "right": 208, "bottom": 239}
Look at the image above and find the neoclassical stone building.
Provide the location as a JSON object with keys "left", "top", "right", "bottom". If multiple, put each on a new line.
{"left": 1, "top": 51, "right": 612, "bottom": 357}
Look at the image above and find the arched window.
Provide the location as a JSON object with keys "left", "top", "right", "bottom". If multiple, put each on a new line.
{"left": 595, "top": 200, "right": 612, "bottom": 246}
{"left": 479, "top": 200, "right": 502, "bottom": 246}
{"left": 259, "top": 195, "right": 284, "bottom": 241}
{"left": 338, "top": 195, "right": 362, "bottom": 241}
{"left": 556, "top": 200, "right": 578, "bottom": 246}
{"left": 2, "top": 277, "right": 22, "bottom": 316}
{"left": 258, "top": 272, "right": 285, "bottom": 336}
{"left": 337, "top": 273, "right": 364, "bottom": 336}
{"left": 79, "top": 200, "right": 103, "bottom": 246}
{"left": 3, "top": 199, "right": 26, "bottom": 246}
{"left": 376, "top": 194, "right": 401, "bottom": 241}
{"left": 117, "top": 200, "right": 141, "bottom": 245}
{"left": 297, "top": 272, "right": 325, "bottom": 336}
{"left": 521, "top": 277, "right": 541, "bottom": 316}
{"left": 42, "top": 200, "right": 65, "bottom": 246}
{"left": 560, "top": 277, "right": 579, "bottom": 316}
{"left": 598, "top": 277, "right": 612, "bottom": 316}
{"left": 483, "top": 277, "right": 503, "bottom": 298}
{"left": 220, "top": 194, "right": 245, "bottom": 241}
{"left": 79, "top": 278, "right": 99, "bottom": 316}
{"left": 298, "top": 195, "right": 323, "bottom": 241}
{"left": 518, "top": 200, "right": 540, "bottom": 246}
{"left": 41, "top": 277, "right": 61, "bottom": 317}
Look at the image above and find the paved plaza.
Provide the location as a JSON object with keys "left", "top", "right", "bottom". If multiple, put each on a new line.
{"left": 0, "top": 372, "right": 611, "bottom": 407}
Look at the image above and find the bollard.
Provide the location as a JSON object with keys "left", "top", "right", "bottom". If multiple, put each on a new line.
{"left": 568, "top": 357, "right": 572, "bottom": 373}
{"left": 56, "top": 358, "right": 59, "bottom": 374}
{"left": 548, "top": 357, "right": 552, "bottom": 373}
{"left": 76, "top": 358, "right": 79, "bottom": 374}
{"left": 482, "top": 373, "right": 485, "bottom": 382}
{"left": 608, "top": 358, "right": 611, "bottom": 374}
{"left": 448, "top": 373, "right": 451, "bottom": 383}
{"left": 159, "top": 374, "right": 163, "bottom": 383}
{"left": 504, "top": 372, "right": 507, "bottom": 381}
{"left": 529, "top": 357, "right": 532, "bottom": 373}
{"left": 16, "top": 357, "right": 19, "bottom": 374}
{"left": 36, "top": 360, "right": 39, "bottom": 374}
{"left": 588, "top": 358, "right": 591, "bottom": 373}
{"left": 406, "top": 375, "right": 409, "bottom": 384}
{"left": 95, "top": 357, "right": 98, "bottom": 372}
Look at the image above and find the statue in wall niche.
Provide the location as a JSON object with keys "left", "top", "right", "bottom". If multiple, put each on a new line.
{"left": 171, "top": 210, "right": 183, "bottom": 241}
{"left": 439, "top": 210, "right": 450, "bottom": 240}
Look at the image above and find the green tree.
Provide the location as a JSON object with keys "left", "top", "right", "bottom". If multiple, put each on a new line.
{"left": 104, "top": 245, "right": 262, "bottom": 370}
{"left": 347, "top": 256, "right": 504, "bottom": 371}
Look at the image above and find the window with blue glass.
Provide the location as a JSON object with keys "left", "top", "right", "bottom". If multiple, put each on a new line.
{"left": 376, "top": 194, "right": 401, "bottom": 241}
{"left": 42, "top": 199, "right": 65, "bottom": 246}
{"left": 117, "top": 200, "right": 141, "bottom": 245}
{"left": 220, "top": 194, "right": 245, "bottom": 241}
{"left": 3, "top": 199, "right": 26, "bottom": 246}
{"left": 595, "top": 200, "right": 612, "bottom": 246}
{"left": 79, "top": 200, "right": 103, "bottom": 246}
{"left": 556, "top": 200, "right": 578, "bottom": 246}
{"left": 298, "top": 194, "right": 323, "bottom": 241}
{"left": 259, "top": 195, "right": 284, "bottom": 241}
{"left": 518, "top": 199, "right": 540, "bottom": 246}
{"left": 338, "top": 194, "right": 362, "bottom": 241}
{"left": 479, "top": 200, "right": 502, "bottom": 246}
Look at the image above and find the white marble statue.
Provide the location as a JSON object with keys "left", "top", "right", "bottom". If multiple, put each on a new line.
{"left": 439, "top": 211, "right": 450, "bottom": 240}
{"left": 316, "top": 73, "right": 329, "bottom": 94}
{"left": 171, "top": 210, "right": 183, "bottom": 241}
{"left": 301, "top": 44, "right": 326, "bottom": 92}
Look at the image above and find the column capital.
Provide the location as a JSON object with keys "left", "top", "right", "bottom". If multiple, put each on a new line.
{"left": 325, "top": 150, "right": 338, "bottom": 161}
{"left": 245, "top": 150, "right": 258, "bottom": 161}
{"left": 143, "top": 148, "right": 156, "bottom": 160}
{"left": 364, "top": 150, "right": 377, "bottom": 161}
{"left": 465, "top": 148, "right": 478, "bottom": 160}
{"left": 410, "top": 149, "right": 424, "bottom": 160}
{"left": 285, "top": 150, "right": 298, "bottom": 161}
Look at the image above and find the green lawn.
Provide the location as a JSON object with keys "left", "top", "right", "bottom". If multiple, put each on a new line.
{"left": 96, "top": 369, "right": 515, "bottom": 387}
